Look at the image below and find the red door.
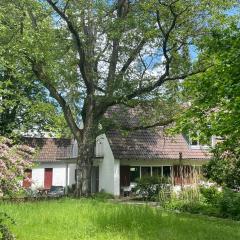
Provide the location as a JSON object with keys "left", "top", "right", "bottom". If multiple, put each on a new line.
{"left": 44, "top": 168, "right": 53, "bottom": 189}
{"left": 23, "top": 169, "right": 32, "bottom": 188}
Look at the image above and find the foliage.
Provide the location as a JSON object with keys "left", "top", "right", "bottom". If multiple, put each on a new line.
{"left": 0, "top": 69, "right": 71, "bottom": 138}
{"left": 160, "top": 185, "right": 240, "bottom": 220}
{"left": 0, "top": 136, "right": 34, "bottom": 196}
{"left": 1, "top": 199, "right": 240, "bottom": 240}
{"left": 200, "top": 186, "right": 223, "bottom": 206}
{"left": 160, "top": 186, "right": 207, "bottom": 214}
{"left": 174, "top": 25, "right": 240, "bottom": 188}
{"left": 0, "top": 136, "right": 34, "bottom": 240}
{"left": 92, "top": 191, "right": 114, "bottom": 201}
{"left": 0, "top": 212, "right": 15, "bottom": 240}
{"left": 218, "top": 188, "right": 240, "bottom": 220}
{"left": 136, "top": 176, "right": 171, "bottom": 200}
{"left": 203, "top": 142, "right": 240, "bottom": 190}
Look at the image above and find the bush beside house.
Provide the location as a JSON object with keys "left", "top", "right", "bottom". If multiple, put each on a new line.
{"left": 135, "top": 176, "right": 240, "bottom": 221}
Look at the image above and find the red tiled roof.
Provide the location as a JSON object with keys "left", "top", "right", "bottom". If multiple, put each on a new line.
{"left": 105, "top": 105, "right": 211, "bottom": 161}
{"left": 22, "top": 137, "right": 74, "bottom": 162}
{"left": 106, "top": 128, "right": 211, "bottom": 160}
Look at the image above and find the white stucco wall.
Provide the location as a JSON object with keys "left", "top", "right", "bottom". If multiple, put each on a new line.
{"left": 32, "top": 168, "right": 44, "bottom": 188}
{"left": 68, "top": 163, "right": 76, "bottom": 186}
{"left": 31, "top": 162, "right": 77, "bottom": 189}
{"left": 52, "top": 164, "right": 66, "bottom": 186}
{"left": 98, "top": 134, "right": 120, "bottom": 196}
{"left": 114, "top": 159, "right": 120, "bottom": 196}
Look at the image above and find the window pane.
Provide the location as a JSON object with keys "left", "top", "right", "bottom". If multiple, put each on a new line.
{"left": 152, "top": 167, "right": 162, "bottom": 177}
{"left": 163, "top": 166, "right": 171, "bottom": 177}
{"left": 130, "top": 166, "right": 140, "bottom": 182}
{"left": 191, "top": 139, "right": 198, "bottom": 145}
{"left": 190, "top": 132, "right": 199, "bottom": 145}
{"left": 141, "top": 167, "right": 151, "bottom": 177}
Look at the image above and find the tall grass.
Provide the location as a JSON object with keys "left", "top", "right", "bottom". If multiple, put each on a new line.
{"left": 0, "top": 198, "right": 240, "bottom": 240}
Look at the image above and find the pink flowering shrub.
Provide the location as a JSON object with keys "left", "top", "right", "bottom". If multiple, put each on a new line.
{"left": 0, "top": 136, "right": 34, "bottom": 196}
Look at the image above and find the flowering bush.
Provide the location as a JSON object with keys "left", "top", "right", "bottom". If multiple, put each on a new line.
{"left": 0, "top": 136, "right": 34, "bottom": 196}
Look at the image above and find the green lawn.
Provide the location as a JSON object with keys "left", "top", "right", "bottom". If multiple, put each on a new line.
{"left": 1, "top": 198, "right": 240, "bottom": 240}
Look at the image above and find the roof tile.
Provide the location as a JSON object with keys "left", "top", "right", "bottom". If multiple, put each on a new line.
{"left": 106, "top": 128, "right": 211, "bottom": 160}
{"left": 22, "top": 138, "right": 73, "bottom": 162}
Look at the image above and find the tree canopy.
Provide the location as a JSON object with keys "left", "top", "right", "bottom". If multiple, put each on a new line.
{"left": 0, "top": 68, "right": 71, "bottom": 138}
{"left": 175, "top": 25, "right": 240, "bottom": 188}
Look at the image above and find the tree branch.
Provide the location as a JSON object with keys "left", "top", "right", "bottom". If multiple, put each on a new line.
{"left": 106, "top": 39, "right": 120, "bottom": 93}
{"left": 46, "top": 0, "right": 93, "bottom": 93}
{"left": 28, "top": 58, "right": 82, "bottom": 142}
{"left": 119, "top": 39, "right": 146, "bottom": 76}
{"left": 106, "top": 0, "right": 131, "bottom": 94}
{"left": 96, "top": 2, "right": 195, "bottom": 116}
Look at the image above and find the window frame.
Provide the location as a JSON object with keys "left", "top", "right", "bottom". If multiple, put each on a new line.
{"left": 188, "top": 131, "right": 212, "bottom": 149}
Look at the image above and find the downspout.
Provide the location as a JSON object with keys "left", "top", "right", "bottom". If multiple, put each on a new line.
{"left": 65, "top": 162, "right": 68, "bottom": 194}
{"left": 179, "top": 152, "right": 183, "bottom": 190}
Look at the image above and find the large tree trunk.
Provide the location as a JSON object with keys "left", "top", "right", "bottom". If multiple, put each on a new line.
{"left": 75, "top": 95, "right": 97, "bottom": 197}
{"left": 75, "top": 133, "right": 95, "bottom": 197}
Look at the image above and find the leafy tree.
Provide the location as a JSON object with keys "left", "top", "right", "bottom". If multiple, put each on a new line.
{"left": 175, "top": 25, "right": 240, "bottom": 188}
{"left": 0, "top": 0, "right": 236, "bottom": 196}
{"left": 0, "top": 68, "right": 71, "bottom": 138}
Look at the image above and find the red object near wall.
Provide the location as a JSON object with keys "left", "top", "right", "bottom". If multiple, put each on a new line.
{"left": 23, "top": 169, "right": 32, "bottom": 188}
{"left": 44, "top": 168, "right": 53, "bottom": 189}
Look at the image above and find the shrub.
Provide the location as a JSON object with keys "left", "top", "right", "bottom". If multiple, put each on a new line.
{"left": 162, "top": 186, "right": 240, "bottom": 220}
{"left": 0, "top": 136, "right": 34, "bottom": 197}
{"left": 200, "top": 186, "right": 223, "bottom": 206}
{"left": 203, "top": 142, "right": 240, "bottom": 190}
{"left": 136, "top": 176, "right": 171, "bottom": 201}
{"left": 0, "top": 212, "right": 15, "bottom": 240}
{"left": 162, "top": 187, "right": 206, "bottom": 213}
{"left": 179, "top": 187, "right": 202, "bottom": 202}
{"left": 218, "top": 188, "right": 240, "bottom": 220}
{"left": 93, "top": 191, "right": 114, "bottom": 201}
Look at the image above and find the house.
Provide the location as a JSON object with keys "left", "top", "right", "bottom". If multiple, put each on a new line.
{"left": 22, "top": 105, "right": 211, "bottom": 195}
{"left": 22, "top": 128, "right": 211, "bottom": 196}
{"left": 22, "top": 138, "right": 78, "bottom": 192}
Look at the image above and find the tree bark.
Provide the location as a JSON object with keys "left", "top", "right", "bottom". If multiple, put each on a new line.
{"left": 75, "top": 126, "right": 96, "bottom": 197}
{"left": 75, "top": 94, "right": 97, "bottom": 197}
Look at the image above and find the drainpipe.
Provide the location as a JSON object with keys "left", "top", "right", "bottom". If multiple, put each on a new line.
{"left": 65, "top": 163, "right": 68, "bottom": 195}
{"left": 179, "top": 152, "right": 183, "bottom": 190}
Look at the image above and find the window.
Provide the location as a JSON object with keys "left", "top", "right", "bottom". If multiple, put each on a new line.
{"left": 130, "top": 166, "right": 140, "bottom": 182}
{"left": 95, "top": 137, "right": 104, "bottom": 157}
{"left": 189, "top": 131, "right": 200, "bottom": 146}
{"left": 187, "top": 131, "right": 212, "bottom": 149}
{"left": 163, "top": 166, "right": 171, "bottom": 177}
{"left": 152, "top": 167, "right": 162, "bottom": 177}
{"left": 141, "top": 167, "right": 151, "bottom": 177}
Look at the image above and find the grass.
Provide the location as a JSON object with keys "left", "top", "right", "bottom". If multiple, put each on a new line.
{"left": 0, "top": 198, "right": 240, "bottom": 240}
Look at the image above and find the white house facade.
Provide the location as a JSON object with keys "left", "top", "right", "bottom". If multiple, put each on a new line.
{"left": 22, "top": 128, "right": 211, "bottom": 196}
